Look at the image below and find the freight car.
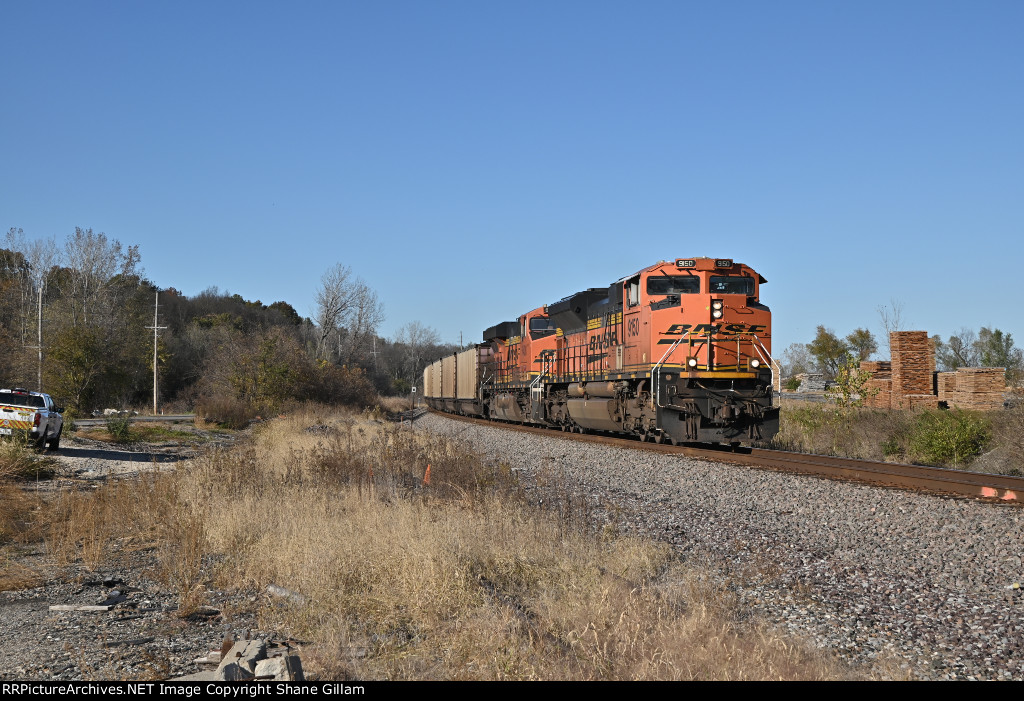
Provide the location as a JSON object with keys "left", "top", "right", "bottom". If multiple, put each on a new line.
{"left": 423, "top": 257, "right": 778, "bottom": 445}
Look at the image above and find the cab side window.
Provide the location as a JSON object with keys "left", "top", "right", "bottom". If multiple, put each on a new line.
{"left": 626, "top": 277, "right": 640, "bottom": 307}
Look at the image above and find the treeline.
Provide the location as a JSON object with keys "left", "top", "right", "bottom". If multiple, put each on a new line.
{"left": 0, "top": 228, "right": 460, "bottom": 416}
{"left": 781, "top": 325, "right": 1023, "bottom": 384}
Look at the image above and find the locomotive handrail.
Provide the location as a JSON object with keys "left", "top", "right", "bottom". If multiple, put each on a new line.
{"left": 749, "top": 335, "right": 775, "bottom": 392}
{"left": 652, "top": 334, "right": 686, "bottom": 409}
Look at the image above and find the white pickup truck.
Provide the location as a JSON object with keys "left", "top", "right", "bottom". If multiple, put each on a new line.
{"left": 0, "top": 388, "right": 64, "bottom": 450}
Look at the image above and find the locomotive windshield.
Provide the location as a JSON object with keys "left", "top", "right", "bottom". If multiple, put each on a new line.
{"left": 647, "top": 275, "right": 700, "bottom": 295}
{"left": 529, "top": 316, "right": 556, "bottom": 339}
{"left": 709, "top": 276, "right": 755, "bottom": 296}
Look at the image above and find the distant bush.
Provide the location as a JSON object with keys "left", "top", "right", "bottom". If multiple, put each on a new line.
{"left": 105, "top": 415, "right": 135, "bottom": 443}
{"left": 195, "top": 397, "right": 258, "bottom": 430}
{"left": 312, "top": 363, "right": 378, "bottom": 408}
{"left": 908, "top": 409, "right": 991, "bottom": 468}
{"left": 784, "top": 377, "right": 802, "bottom": 391}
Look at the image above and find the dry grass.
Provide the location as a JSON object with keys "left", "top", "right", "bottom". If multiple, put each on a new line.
{"left": 167, "top": 407, "right": 850, "bottom": 680}
{"left": 374, "top": 395, "right": 414, "bottom": 415}
{"left": 0, "top": 441, "right": 57, "bottom": 481}
{"left": 44, "top": 474, "right": 177, "bottom": 570}
{"left": 0, "top": 548, "right": 44, "bottom": 591}
{"left": 6, "top": 404, "right": 853, "bottom": 680}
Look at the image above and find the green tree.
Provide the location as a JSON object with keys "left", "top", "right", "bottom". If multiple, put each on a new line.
{"left": 46, "top": 326, "right": 106, "bottom": 411}
{"left": 975, "top": 327, "right": 1023, "bottom": 383}
{"left": 845, "top": 328, "right": 877, "bottom": 361}
{"left": 808, "top": 326, "right": 852, "bottom": 380}
{"left": 826, "top": 356, "right": 879, "bottom": 410}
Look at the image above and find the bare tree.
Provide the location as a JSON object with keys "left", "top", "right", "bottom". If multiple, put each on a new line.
{"left": 337, "top": 282, "right": 384, "bottom": 366}
{"left": 393, "top": 321, "right": 441, "bottom": 385}
{"left": 5, "top": 229, "right": 63, "bottom": 387}
{"left": 780, "top": 342, "right": 814, "bottom": 377}
{"left": 314, "top": 263, "right": 384, "bottom": 366}
{"left": 314, "top": 264, "right": 353, "bottom": 360}
{"left": 5, "top": 228, "right": 60, "bottom": 337}
{"left": 937, "top": 327, "right": 979, "bottom": 370}
{"left": 60, "top": 227, "right": 142, "bottom": 328}
{"left": 877, "top": 298, "right": 907, "bottom": 358}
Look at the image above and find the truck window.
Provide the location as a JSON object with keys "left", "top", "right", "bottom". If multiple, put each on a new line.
{"left": 0, "top": 394, "right": 45, "bottom": 408}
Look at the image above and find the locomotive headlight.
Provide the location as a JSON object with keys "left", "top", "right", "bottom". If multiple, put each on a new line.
{"left": 687, "top": 357, "right": 698, "bottom": 368}
{"left": 750, "top": 359, "right": 760, "bottom": 369}
{"left": 711, "top": 301, "right": 723, "bottom": 310}
{"left": 712, "top": 309, "right": 723, "bottom": 319}
{"left": 711, "top": 300, "right": 723, "bottom": 318}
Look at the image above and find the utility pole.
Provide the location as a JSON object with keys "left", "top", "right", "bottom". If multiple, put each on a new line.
{"left": 37, "top": 286, "right": 42, "bottom": 390}
{"left": 145, "top": 291, "right": 167, "bottom": 415}
{"left": 25, "top": 286, "right": 43, "bottom": 390}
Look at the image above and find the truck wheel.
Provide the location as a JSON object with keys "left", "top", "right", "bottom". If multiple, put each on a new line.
{"left": 47, "top": 428, "right": 62, "bottom": 452}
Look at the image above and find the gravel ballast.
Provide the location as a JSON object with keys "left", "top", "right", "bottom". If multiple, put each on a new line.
{"left": 417, "top": 412, "right": 1024, "bottom": 680}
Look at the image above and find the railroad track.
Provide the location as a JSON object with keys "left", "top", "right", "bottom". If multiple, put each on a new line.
{"left": 428, "top": 410, "right": 1024, "bottom": 504}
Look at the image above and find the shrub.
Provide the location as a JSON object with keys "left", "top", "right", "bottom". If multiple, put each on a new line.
{"left": 105, "top": 415, "right": 135, "bottom": 443}
{"left": 908, "top": 409, "right": 990, "bottom": 468}
{"left": 784, "top": 377, "right": 802, "bottom": 391}
{"left": 195, "top": 396, "right": 258, "bottom": 430}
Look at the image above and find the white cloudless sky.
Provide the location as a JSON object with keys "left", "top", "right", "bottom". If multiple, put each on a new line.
{"left": 2, "top": 1, "right": 1022, "bottom": 354}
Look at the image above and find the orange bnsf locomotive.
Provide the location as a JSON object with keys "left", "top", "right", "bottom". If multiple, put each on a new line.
{"left": 423, "top": 257, "right": 778, "bottom": 445}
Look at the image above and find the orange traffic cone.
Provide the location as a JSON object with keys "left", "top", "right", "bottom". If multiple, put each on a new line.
{"left": 423, "top": 464, "right": 431, "bottom": 486}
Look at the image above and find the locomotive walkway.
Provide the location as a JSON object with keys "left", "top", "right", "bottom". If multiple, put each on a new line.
{"left": 432, "top": 410, "right": 1024, "bottom": 504}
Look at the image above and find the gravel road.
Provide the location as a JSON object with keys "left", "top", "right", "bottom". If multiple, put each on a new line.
{"left": 416, "top": 412, "right": 1024, "bottom": 681}
{"left": 0, "top": 430, "right": 279, "bottom": 681}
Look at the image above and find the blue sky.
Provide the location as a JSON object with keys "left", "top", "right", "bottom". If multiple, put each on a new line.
{"left": 2, "top": 1, "right": 1022, "bottom": 356}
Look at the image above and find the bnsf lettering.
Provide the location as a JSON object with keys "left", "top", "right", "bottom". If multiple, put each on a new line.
{"left": 664, "top": 323, "right": 766, "bottom": 336}
{"left": 588, "top": 329, "right": 618, "bottom": 352}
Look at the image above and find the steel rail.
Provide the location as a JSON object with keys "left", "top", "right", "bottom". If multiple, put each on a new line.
{"left": 425, "top": 410, "right": 1024, "bottom": 505}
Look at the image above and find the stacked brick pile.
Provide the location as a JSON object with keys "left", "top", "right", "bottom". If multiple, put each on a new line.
{"left": 860, "top": 361, "right": 892, "bottom": 409}
{"left": 889, "top": 332, "right": 938, "bottom": 409}
{"left": 890, "top": 332, "right": 934, "bottom": 395}
{"left": 946, "top": 367, "right": 1006, "bottom": 410}
{"left": 796, "top": 372, "right": 827, "bottom": 392}
{"left": 856, "top": 331, "right": 1006, "bottom": 411}
{"left": 936, "top": 372, "right": 957, "bottom": 402}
